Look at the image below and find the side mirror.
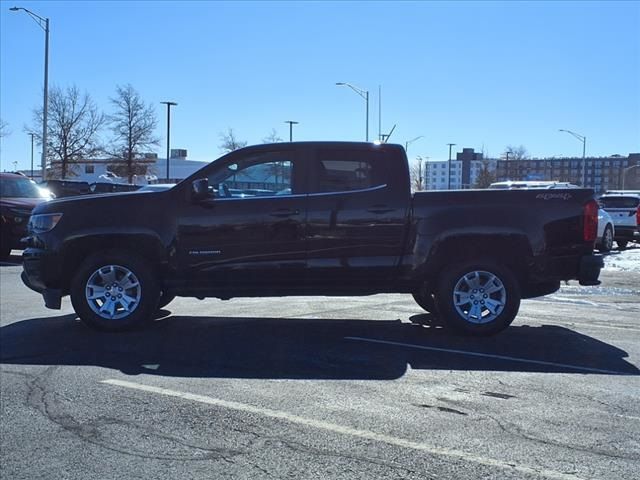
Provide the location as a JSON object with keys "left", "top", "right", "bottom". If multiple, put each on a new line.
{"left": 191, "top": 178, "right": 210, "bottom": 202}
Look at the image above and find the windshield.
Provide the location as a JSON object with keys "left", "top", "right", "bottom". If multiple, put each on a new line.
{"left": 0, "top": 177, "right": 47, "bottom": 199}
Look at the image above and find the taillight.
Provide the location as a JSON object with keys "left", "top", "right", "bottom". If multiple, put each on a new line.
{"left": 637, "top": 207, "right": 640, "bottom": 226}
{"left": 583, "top": 199, "right": 598, "bottom": 243}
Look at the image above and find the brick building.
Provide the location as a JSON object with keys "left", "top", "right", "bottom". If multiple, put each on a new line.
{"left": 495, "top": 153, "right": 640, "bottom": 193}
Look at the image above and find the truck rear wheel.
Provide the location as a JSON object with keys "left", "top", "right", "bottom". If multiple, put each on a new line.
{"left": 435, "top": 260, "right": 520, "bottom": 336}
{"left": 70, "top": 250, "right": 159, "bottom": 332}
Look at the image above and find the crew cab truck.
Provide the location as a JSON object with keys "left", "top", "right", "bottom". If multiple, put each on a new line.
{"left": 22, "top": 142, "right": 603, "bottom": 336}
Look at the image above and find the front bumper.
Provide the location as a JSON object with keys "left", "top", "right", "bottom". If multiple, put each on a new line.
{"left": 22, "top": 247, "right": 63, "bottom": 309}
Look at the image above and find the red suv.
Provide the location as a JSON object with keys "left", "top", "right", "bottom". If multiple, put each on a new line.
{"left": 0, "top": 173, "right": 52, "bottom": 259}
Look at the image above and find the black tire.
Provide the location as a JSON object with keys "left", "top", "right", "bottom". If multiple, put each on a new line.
{"left": 435, "top": 259, "right": 521, "bottom": 336}
{"left": 412, "top": 284, "right": 437, "bottom": 313}
{"left": 157, "top": 291, "right": 176, "bottom": 309}
{"left": 617, "top": 240, "right": 628, "bottom": 250}
{"left": 0, "top": 246, "right": 11, "bottom": 261}
{"left": 598, "top": 225, "right": 614, "bottom": 253}
{"left": 70, "top": 250, "right": 159, "bottom": 332}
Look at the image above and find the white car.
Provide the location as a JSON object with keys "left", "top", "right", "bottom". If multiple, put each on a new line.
{"left": 596, "top": 208, "right": 615, "bottom": 252}
{"left": 599, "top": 193, "right": 640, "bottom": 250}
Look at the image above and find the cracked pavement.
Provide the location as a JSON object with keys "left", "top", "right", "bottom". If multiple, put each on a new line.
{"left": 1, "top": 247, "right": 639, "bottom": 479}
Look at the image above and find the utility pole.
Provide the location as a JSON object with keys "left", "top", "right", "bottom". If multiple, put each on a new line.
{"left": 378, "top": 85, "right": 382, "bottom": 142}
{"left": 505, "top": 151, "right": 511, "bottom": 180}
{"left": 160, "top": 101, "right": 177, "bottom": 182}
{"left": 447, "top": 143, "right": 456, "bottom": 189}
{"left": 29, "top": 132, "right": 35, "bottom": 179}
{"left": 284, "top": 120, "right": 299, "bottom": 142}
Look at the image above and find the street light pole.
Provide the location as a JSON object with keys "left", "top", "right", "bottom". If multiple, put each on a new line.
{"left": 10, "top": 7, "right": 49, "bottom": 180}
{"left": 284, "top": 121, "right": 299, "bottom": 142}
{"left": 559, "top": 129, "right": 587, "bottom": 186}
{"left": 336, "top": 82, "right": 369, "bottom": 141}
{"left": 29, "top": 132, "right": 35, "bottom": 179}
{"left": 160, "top": 101, "right": 177, "bottom": 182}
{"left": 405, "top": 136, "right": 424, "bottom": 154}
{"left": 447, "top": 143, "right": 456, "bottom": 189}
{"left": 622, "top": 165, "right": 640, "bottom": 190}
{"left": 505, "top": 151, "right": 511, "bottom": 180}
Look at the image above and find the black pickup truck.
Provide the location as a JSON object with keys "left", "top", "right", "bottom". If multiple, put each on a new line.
{"left": 22, "top": 142, "right": 603, "bottom": 335}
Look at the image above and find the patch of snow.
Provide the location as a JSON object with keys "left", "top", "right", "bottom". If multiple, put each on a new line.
{"left": 602, "top": 245, "right": 640, "bottom": 273}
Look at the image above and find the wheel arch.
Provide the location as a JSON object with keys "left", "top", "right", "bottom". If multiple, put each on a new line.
{"left": 417, "top": 233, "right": 533, "bottom": 295}
{"left": 59, "top": 233, "right": 166, "bottom": 291}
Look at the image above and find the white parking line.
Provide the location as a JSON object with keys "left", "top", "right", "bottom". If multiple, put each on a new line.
{"left": 102, "top": 378, "right": 586, "bottom": 480}
{"left": 344, "top": 337, "right": 628, "bottom": 375}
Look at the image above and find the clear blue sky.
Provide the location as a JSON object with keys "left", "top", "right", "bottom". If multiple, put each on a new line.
{"left": 1, "top": 0, "right": 639, "bottom": 172}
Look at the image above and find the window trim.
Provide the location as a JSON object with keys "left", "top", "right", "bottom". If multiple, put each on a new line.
{"left": 307, "top": 183, "right": 388, "bottom": 198}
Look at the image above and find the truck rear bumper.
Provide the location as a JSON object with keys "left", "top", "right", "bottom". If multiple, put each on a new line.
{"left": 614, "top": 226, "right": 639, "bottom": 241}
{"left": 578, "top": 254, "right": 604, "bottom": 286}
{"left": 531, "top": 253, "right": 603, "bottom": 286}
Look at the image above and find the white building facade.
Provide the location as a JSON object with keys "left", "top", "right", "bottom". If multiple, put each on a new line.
{"left": 44, "top": 149, "right": 210, "bottom": 185}
{"left": 425, "top": 158, "right": 498, "bottom": 190}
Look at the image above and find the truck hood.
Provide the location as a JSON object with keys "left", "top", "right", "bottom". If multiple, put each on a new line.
{"left": 31, "top": 191, "right": 160, "bottom": 216}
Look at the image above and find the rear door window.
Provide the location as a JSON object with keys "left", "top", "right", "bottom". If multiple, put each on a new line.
{"left": 309, "top": 149, "right": 386, "bottom": 194}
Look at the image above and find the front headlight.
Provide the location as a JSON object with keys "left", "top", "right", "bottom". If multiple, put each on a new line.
{"left": 29, "top": 213, "right": 63, "bottom": 233}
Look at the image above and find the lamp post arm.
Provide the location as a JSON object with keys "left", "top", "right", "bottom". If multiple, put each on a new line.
{"left": 340, "top": 83, "right": 367, "bottom": 100}
{"left": 11, "top": 7, "right": 48, "bottom": 30}
{"left": 559, "top": 129, "right": 585, "bottom": 143}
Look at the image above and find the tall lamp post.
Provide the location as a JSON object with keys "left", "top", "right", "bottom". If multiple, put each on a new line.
{"left": 336, "top": 82, "right": 369, "bottom": 141}
{"left": 160, "top": 101, "right": 177, "bottom": 182}
{"left": 559, "top": 129, "right": 587, "bottom": 186}
{"left": 505, "top": 150, "right": 512, "bottom": 180}
{"left": 447, "top": 143, "right": 456, "bottom": 189}
{"left": 284, "top": 120, "right": 299, "bottom": 142}
{"left": 622, "top": 165, "right": 640, "bottom": 190}
{"left": 10, "top": 6, "right": 49, "bottom": 180}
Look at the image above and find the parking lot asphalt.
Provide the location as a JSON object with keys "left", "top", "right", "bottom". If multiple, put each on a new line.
{"left": 1, "top": 247, "right": 639, "bottom": 480}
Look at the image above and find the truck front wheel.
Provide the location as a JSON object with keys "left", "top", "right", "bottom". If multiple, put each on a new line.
{"left": 435, "top": 260, "right": 520, "bottom": 336}
{"left": 70, "top": 250, "right": 160, "bottom": 332}
{"left": 412, "top": 285, "right": 436, "bottom": 313}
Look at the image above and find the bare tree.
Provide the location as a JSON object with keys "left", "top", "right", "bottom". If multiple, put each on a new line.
{"left": 504, "top": 145, "right": 529, "bottom": 160}
{"left": 31, "top": 85, "right": 105, "bottom": 179}
{"left": 262, "top": 129, "right": 283, "bottom": 144}
{"left": 473, "top": 161, "right": 496, "bottom": 188}
{"left": 219, "top": 128, "right": 247, "bottom": 153}
{"left": 108, "top": 84, "right": 159, "bottom": 182}
{"left": 410, "top": 156, "right": 425, "bottom": 192}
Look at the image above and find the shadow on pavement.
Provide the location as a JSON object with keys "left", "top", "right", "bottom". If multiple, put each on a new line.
{"left": 1, "top": 312, "right": 638, "bottom": 379}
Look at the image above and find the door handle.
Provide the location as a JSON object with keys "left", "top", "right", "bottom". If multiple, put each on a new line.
{"left": 269, "top": 209, "right": 300, "bottom": 218}
{"left": 367, "top": 205, "right": 394, "bottom": 214}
